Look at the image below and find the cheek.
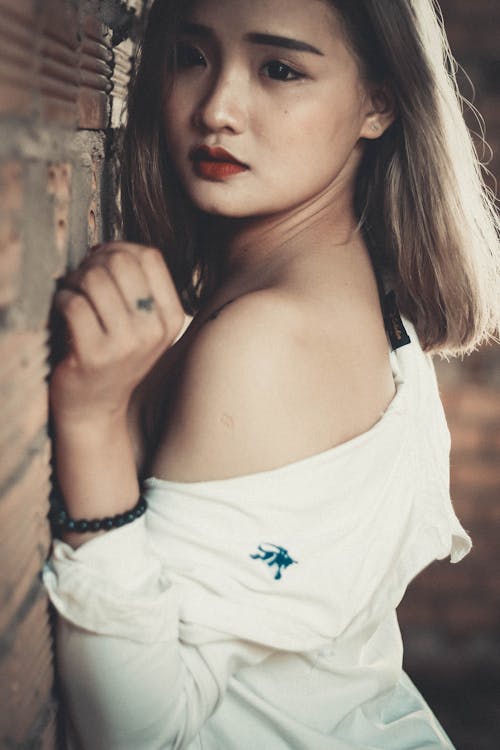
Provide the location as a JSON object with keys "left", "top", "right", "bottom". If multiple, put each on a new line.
{"left": 268, "top": 102, "right": 355, "bottom": 174}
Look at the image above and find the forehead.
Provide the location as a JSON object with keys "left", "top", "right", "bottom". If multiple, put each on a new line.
{"left": 182, "top": 0, "right": 341, "bottom": 48}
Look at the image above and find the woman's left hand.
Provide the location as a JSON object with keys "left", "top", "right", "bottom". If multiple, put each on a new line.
{"left": 50, "top": 241, "right": 186, "bottom": 427}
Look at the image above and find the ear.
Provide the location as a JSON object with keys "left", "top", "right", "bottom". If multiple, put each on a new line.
{"left": 359, "top": 83, "right": 397, "bottom": 140}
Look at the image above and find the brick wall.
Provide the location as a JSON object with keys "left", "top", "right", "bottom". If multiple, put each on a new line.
{"left": 0, "top": 0, "right": 498, "bottom": 748}
{"left": 0, "top": 1, "right": 145, "bottom": 746}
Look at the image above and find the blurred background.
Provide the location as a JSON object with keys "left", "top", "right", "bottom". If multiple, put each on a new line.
{"left": 0, "top": 0, "right": 498, "bottom": 748}
{"left": 397, "top": 3, "right": 500, "bottom": 748}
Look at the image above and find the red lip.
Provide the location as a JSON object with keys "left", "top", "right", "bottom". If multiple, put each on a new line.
{"left": 190, "top": 145, "right": 248, "bottom": 168}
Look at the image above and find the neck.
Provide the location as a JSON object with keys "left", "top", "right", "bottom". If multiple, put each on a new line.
{"left": 201, "top": 180, "right": 361, "bottom": 289}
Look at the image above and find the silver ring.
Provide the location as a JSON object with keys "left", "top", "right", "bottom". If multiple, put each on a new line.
{"left": 136, "top": 296, "right": 155, "bottom": 312}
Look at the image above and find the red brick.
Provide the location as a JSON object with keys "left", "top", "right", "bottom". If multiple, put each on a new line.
{"left": 448, "top": 423, "right": 484, "bottom": 454}
{"left": 0, "top": 596, "right": 55, "bottom": 744}
{"left": 77, "top": 14, "right": 112, "bottom": 129}
{"left": 0, "top": 161, "right": 23, "bottom": 307}
{"left": 441, "top": 384, "right": 500, "bottom": 424}
{"left": 47, "top": 162, "right": 72, "bottom": 268}
{"left": 39, "top": 0, "right": 79, "bottom": 126}
{"left": 0, "top": 449, "right": 52, "bottom": 632}
{"left": 0, "top": 0, "right": 37, "bottom": 117}
{"left": 0, "top": 330, "right": 50, "bottom": 485}
{"left": 450, "top": 460, "right": 500, "bottom": 491}
{"left": 451, "top": 492, "right": 500, "bottom": 524}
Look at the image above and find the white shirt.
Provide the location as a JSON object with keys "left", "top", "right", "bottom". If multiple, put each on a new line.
{"left": 42, "top": 314, "right": 471, "bottom": 749}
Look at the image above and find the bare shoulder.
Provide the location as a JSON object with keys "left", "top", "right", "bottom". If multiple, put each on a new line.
{"left": 150, "top": 288, "right": 395, "bottom": 482}
{"left": 150, "top": 289, "right": 307, "bottom": 481}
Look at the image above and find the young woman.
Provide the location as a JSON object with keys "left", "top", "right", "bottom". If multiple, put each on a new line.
{"left": 43, "top": 0, "right": 499, "bottom": 748}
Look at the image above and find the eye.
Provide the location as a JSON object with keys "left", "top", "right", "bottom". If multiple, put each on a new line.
{"left": 262, "top": 60, "right": 305, "bottom": 82}
{"left": 175, "top": 42, "right": 206, "bottom": 69}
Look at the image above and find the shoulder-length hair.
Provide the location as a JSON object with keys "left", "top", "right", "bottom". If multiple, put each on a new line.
{"left": 121, "top": 0, "right": 500, "bottom": 355}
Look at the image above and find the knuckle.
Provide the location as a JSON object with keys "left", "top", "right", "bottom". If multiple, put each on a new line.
{"left": 80, "top": 265, "right": 107, "bottom": 290}
{"left": 115, "top": 255, "right": 147, "bottom": 289}
{"left": 105, "top": 251, "right": 126, "bottom": 275}
{"left": 78, "top": 250, "right": 105, "bottom": 271}
{"left": 90, "top": 241, "right": 120, "bottom": 256}
{"left": 142, "top": 246, "right": 164, "bottom": 266}
{"left": 64, "top": 293, "right": 87, "bottom": 317}
{"left": 54, "top": 288, "right": 70, "bottom": 307}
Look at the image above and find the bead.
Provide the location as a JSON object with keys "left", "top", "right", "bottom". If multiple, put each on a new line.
{"left": 51, "top": 496, "right": 147, "bottom": 535}
{"left": 55, "top": 509, "right": 67, "bottom": 525}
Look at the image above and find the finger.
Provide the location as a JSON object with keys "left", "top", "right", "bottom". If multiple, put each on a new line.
{"left": 76, "top": 265, "right": 134, "bottom": 336}
{"left": 98, "top": 250, "right": 155, "bottom": 317}
{"left": 86, "top": 240, "right": 146, "bottom": 259}
{"left": 76, "top": 241, "right": 185, "bottom": 344}
{"left": 55, "top": 288, "right": 105, "bottom": 359}
{"left": 80, "top": 241, "right": 146, "bottom": 268}
{"left": 135, "top": 247, "right": 186, "bottom": 341}
{"left": 78, "top": 242, "right": 104, "bottom": 262}
{"left": 74, "top": 246, "right": 157, "bottom": 318}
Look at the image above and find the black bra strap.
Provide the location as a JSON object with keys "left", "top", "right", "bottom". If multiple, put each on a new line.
{"left": 371, "top": 259, "right": 411, "bottom": 351}
{"left": 382, "top": 290, "right": 411, "bottom": 350}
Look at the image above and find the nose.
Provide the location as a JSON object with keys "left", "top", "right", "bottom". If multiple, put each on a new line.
{"left": 193, "top": 68, "right": 247, "bottom": 134}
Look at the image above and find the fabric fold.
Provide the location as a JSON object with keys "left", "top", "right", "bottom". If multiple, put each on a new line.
{"left": 41, "top": 313, "right": 471, "bottom": 750}
{"left": 42, "top": 516, "right": 179, "bottom": 642}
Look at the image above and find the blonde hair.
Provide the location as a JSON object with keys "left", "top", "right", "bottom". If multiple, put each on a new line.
{"left": 333, "top": 0, "right": 500, "bottom": 354}
{"left": 122, "top": 0, "right": 500, "bottom": 355}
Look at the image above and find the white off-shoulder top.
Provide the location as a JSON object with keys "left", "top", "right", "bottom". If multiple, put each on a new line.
{"left": 42, "top": 310, "right": 471, "bottom": 750}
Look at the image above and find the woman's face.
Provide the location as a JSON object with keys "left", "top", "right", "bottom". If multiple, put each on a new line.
{"left": 163, "top": 0, "right": 382, "bottom": 219}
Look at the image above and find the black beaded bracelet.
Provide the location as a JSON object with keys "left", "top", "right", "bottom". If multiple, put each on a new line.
{"left": 50, "top": 496, "right": 147, "bottom": 534}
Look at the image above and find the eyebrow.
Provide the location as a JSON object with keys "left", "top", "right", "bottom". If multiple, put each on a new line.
{"left": 179, "top": 22, "right": 325, "bottom": 57}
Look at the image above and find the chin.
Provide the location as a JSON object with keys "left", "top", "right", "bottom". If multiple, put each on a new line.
{"left": 189, "top": 193, "right": 257, "bottom": 218}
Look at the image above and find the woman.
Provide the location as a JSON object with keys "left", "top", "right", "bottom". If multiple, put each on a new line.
{"left": 43, "top": 0, "right": 499, "bottom": 748}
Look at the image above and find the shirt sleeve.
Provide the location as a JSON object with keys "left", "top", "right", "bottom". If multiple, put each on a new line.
{"left": 42, "top": 515, "right": 273, "bottom": 750}
{"left": 42, "top": 323, "right": 472, "bottom": 750}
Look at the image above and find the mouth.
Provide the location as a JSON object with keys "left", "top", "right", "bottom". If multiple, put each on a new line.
{"left": 189, "top": 145, "right": 249, "bottom": 181}
{"left": 189, "top": 145, "right": 249, "bottom": 168}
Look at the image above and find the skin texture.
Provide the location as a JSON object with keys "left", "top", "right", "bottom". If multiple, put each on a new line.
{"left": 164, "top": 0, "right": 383, "bottom": 216}
{"left": 151, "top": 0, "right": 397, "bottom": 481}
{"left": 51, "top": 0, "right": 396, "bottom": 546}
{"left": 162, "top": 0, "right": 394, "bottom": 277}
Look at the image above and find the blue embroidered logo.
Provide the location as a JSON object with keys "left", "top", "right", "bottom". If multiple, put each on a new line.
{"left": 250, "top": 543, "right": 298, "bottom": 580}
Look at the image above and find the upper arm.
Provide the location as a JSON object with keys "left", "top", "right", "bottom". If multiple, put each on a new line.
{"left": 151, "top": 290, "right": 315, "bottom": 482}
{"left": 150, "top": 289, "right": 395, "bottom": 483}
{"left": 128, "top": 315, "right": 194, "bottom": 475}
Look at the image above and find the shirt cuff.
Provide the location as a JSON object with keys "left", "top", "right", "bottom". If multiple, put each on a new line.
{"left": 42, "top": 515, "right": 179, "bottom": 643}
